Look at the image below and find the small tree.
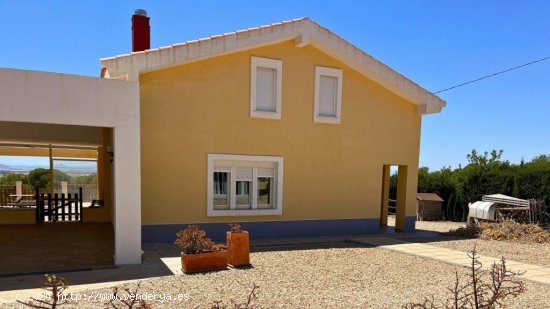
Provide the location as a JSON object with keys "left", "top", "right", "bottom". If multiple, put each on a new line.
{"left": 26, "top": 168, "right": 51, "bottom": 191}
{"left": 17, "top": 274, "right": 69, "bottom": 308}
{"left": 211, "top": 284, "right": 259, "bottom": 309}
{"left": 108, "top": 282, "right": 151, "bottom": 309}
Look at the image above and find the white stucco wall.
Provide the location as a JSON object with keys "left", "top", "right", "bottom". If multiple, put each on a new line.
{"left": 0, "top": 68, "right": 141, "bottom": 264}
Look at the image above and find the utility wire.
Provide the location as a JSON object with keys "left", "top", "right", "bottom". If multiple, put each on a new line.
{"left": 433, "top": 55, "right": 550, "bottom": 94}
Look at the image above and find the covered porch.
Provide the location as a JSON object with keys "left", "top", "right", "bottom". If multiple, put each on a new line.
{"left": 0, "top": 68, "right": 141, "bottom": 273}
{"left": 0, "top": 128, "right": 114, "bottom": 225}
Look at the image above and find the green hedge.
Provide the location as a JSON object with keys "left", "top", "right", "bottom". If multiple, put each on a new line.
{"left": 390, "top": 150, "right": 550, "bottom": 221}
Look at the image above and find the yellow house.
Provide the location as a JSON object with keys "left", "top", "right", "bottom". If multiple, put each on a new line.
{"left": 101, "top": 13, "right": 446, "bottom": 241}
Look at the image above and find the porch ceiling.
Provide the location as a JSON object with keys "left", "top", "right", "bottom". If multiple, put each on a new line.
{"left": 0, "top": 145, "right": 98, "bottom": 158}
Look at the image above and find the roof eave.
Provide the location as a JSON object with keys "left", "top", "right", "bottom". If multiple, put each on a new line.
{"left": 100, "top": 18, "right": 446, "bottom": 115}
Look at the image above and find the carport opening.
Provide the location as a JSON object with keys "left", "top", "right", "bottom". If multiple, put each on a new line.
{"left": 0, "top": 121, "right": 115, "bottom": 275}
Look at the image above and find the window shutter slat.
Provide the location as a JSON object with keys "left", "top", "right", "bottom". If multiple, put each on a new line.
{"left": 214, "top": 167, "right": 231, "bottom": 173}
{"left": 236, "top": 167, "right": 253, "bottom": 180}
{"left": 257, "top": 168, "right": 275, "bottom": 177}
{"left": 255, "top": 67, "right": 277, "bottom": 112}
{"left": 318, "top": 75, "right": 337, "bottom": 117}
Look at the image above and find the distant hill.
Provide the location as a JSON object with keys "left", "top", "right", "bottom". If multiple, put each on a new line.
{"left": 0, "top": 163, "right": 96, "bottom": 176}
{"left": 54, "top": 162, "right": 96, "bottom": 174}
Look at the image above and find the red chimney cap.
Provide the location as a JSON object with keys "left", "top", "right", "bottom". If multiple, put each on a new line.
{"left": 134, "top": 9, "right": 147, "bottom": 16}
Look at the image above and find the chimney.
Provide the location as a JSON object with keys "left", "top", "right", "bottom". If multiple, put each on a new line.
{"left": 132, "top": 9, "right": 150, "bottom": 52}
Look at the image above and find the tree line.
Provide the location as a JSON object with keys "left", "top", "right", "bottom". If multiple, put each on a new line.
{"left": 390, "top": 150, "right": 550, "bottom": 221}
{"left": 0, "top": 168, "right": 97, "bottom": 190}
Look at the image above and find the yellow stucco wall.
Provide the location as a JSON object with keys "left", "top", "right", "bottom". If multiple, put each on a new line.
{"left": 139, "top": 40, "right": 421, "bottom": 224}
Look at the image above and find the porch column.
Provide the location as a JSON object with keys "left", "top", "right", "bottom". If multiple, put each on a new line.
{"left": 380, "top": 165, "right": 390, "bottom": 226}
{"left": 395, "top": 165, "right": 408, "bottom": 231}
{"left": 112, "top": 125, "right": 142, "bottom": 264}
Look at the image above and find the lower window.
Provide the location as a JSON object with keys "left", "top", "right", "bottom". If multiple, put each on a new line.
{"left": 213, "top": 171, "right": 230, "bottom": 210}
{"left": 207, "top": 154, "right": 283, "bottom": 216}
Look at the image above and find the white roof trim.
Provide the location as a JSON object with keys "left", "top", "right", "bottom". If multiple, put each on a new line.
{"left": 100, "top": 18, "right": 446, "bottom": 115}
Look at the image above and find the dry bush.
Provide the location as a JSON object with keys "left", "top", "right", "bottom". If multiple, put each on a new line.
{"left": 17, "top": 274, "right": 69, "bottom": 308}
{"left": 211, "top": 284, "right": 259, "bottom": 309}
{"left": 404, "top": 247, "right": 525, "bottom": 309}
{"left": 108, "top": 282, "right": 152, "bottom": 309}
{"left": 479, "top": 221, "right": 550, "bottom": 243}
{"left": 445, "top": 224, "right": 482, "bottom": 238}
{"left": 175, "top": 225, "right": 226, "bottom": 254}
{"left": 446, "top": 221, "right": 550, "bottom": 243}
{"left": 229, "top": 223, "right": 243, "bottom": 233}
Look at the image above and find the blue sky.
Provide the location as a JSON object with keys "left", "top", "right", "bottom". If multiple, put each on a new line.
{"left": 1, "top": 1, "right": 549, "bottom": 170}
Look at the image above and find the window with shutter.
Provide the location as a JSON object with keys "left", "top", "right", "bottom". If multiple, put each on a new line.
{"left": 213, "top": 170, "right": 230, "bottom": 210}
{"left": 207, "top": 154, "right": 284, "bottom": 216}
{"left": 314, "top": 66, "right": 343, "bottom": 124}
{"left": 318, "top": 75, "right": 338, "bottom": 117}
{"left": 235, "top": 167, "right": 253, "bottom": 209}
{"left": 257, "top": 167, "right": 275, "bottom": 209}
{"left": 250, "top": 57, "right": 282, "bottom": 119}
{"left": 255, "top": 67, "right": 277, "bottom": 112}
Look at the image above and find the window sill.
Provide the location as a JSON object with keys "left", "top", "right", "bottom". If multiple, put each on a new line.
{"left": 250, "top": 110, "right": 281, "bottom": 120}
{"left": 207, "top": 208, "right": 282, "bottom": 217}
{"left": 314, "top": 115, "right": 341, "bottom": 124}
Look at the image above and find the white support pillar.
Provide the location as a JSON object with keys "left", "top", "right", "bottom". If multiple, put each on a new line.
{"left": 15, "top": 181, "right": 23, "bottom": 196}
{"left": 113, "top": 125, "right": 142, "bottom": 264}
{"left": 61, "top": 181, "right": 68, "bottom": 195}
{"left": 380, "top": 165, "right": 390, "bottom": 227}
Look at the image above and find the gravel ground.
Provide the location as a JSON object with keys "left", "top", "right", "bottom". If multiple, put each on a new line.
{"left": 5, "top": 243, "right": 550, "bottom": 308}
{"left": 387, "top": 215, "right": 466, "bottom": 233}
{"left": 415, "top": 220, "right": 466, "bottom": 233}
{"left": 427, "top": 238, "right": 550, "bottom": 267}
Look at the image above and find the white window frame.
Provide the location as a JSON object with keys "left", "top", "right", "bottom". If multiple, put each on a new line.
{"left": 313, "top": 66, "right": 343, "bottom": 124}
{"left": 250, "top": 56, "right": 283, "bottom": 120}
{"left": 207, "top": 154, "right": 283, "bottom": 216}
{"left": 212, "top": 168, "right": 231, "bottom": 210}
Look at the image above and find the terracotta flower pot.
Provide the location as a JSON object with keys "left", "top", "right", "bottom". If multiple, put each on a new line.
{"left": 227, "top": 231, "right": 250, "bottom": 267}
{"left": 181, "top": 251, "right": 227, "bottom": 273}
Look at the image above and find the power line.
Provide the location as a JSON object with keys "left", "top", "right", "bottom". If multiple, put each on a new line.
{"left": 433, "top": 55, "right": 550, "bottom": 94}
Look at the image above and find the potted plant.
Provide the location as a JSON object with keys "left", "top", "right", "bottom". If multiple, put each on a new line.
{"left": 175, "top": 225, "right": 227, "bottom": 273}
{"left": 226, "top": 223, "right": 250, "bottom": 267}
